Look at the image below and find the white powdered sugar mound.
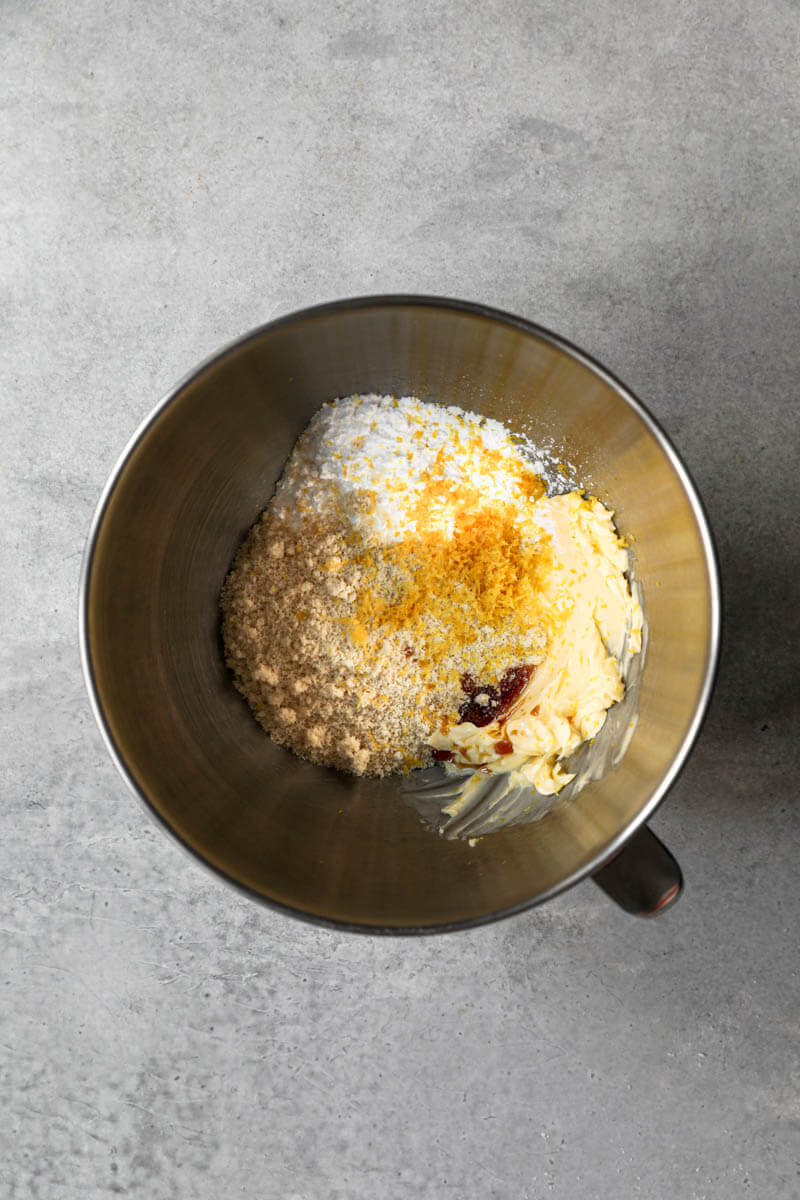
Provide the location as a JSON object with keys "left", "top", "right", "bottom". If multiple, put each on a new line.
{"left": 271, "top": 394, "right": 542, "bottom": 543}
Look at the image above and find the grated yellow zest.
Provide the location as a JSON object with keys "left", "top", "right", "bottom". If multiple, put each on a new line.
{"left": 349, "top": 467, "right": 552, "bottom": 680}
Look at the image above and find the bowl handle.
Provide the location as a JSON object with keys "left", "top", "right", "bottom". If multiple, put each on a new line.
{"left": 592, "top": 825, "right": 683, "bottom": 916}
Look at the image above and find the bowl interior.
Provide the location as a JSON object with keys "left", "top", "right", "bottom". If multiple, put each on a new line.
{"left": 83, "top": 299, "right": 717, "bottom": 929}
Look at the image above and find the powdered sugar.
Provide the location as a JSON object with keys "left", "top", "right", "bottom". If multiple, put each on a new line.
{"left": 272, "top": 394, "right": 546, "bottom": 543}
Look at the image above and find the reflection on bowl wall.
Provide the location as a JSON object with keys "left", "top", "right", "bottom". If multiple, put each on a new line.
{"left": 80, "top": 297, "right": 719, "bottom": 931}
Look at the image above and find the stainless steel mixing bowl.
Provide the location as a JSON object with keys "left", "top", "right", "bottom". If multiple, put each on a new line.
{"left": 80, "top": 296, "right": 720, "bottom": 931}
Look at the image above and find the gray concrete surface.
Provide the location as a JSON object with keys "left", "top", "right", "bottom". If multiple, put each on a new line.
{"left": 2, "top": 1, "right": 799, "bottom": 1196}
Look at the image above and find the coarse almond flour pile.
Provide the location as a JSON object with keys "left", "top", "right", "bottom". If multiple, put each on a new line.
{"left": 221, "top": 395, "right": 642, "bottom": 792}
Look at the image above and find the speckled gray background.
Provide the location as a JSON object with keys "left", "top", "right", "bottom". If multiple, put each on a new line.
{"left": 2, "top": 1, "right": 799, "bottom": 1197}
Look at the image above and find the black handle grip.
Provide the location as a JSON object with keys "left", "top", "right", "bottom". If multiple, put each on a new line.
{"left": 592, "top": 825, "right": 683, "bottom": 917}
